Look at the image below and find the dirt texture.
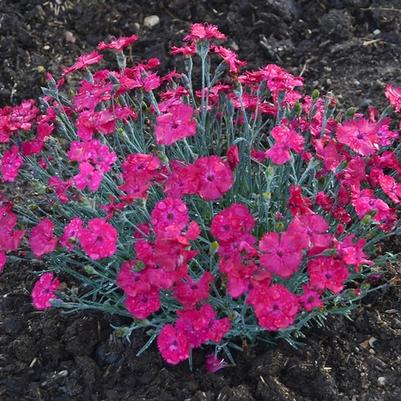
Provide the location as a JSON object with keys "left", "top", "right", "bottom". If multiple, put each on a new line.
{"left": 0, "top": 1, "right": 401, "bottom": 400}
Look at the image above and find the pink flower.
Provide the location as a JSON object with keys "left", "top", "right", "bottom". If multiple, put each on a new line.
{"left": 164, "top": 160, "right": 199, "bottom": 198}
{"left": 97, "top": 34, "right": 138, "bottom": 51}
{"left": 117, "top": 260, "right": 151, "bottom": 296}
{"left": 266, "top": 125, "right": 304, "bottom": 165}
{"left": 184, "top": 23, "right": 227, "bottom": 42}
{"left": 49, "top": 176, "right": 70, "bottom": 203}
{"left": 173, "top": 272, "right": 213, "bottom": 307}
{"left": 171, "top": 44, "right": 196, "bottom": 56}
{"left": 120, "top": 153, "right": 161, "bottom": 199}
{"left": 155, "top": 103, "right": 197, "bottom": 145}
{"left": 352, "top": 189, "right": 392, "bottom": 223}
{"left": 205, "top": 354, "right": 228, "bottom": 373}
{"left": 211, "top": 203, "right": 254, "bottom": 242}
{"left": 74, "top": 80, "right": 113, "bottom": 111}
{"left": 287, "top": 185, "right": 313, "bottom": 216}
{"left": 287, "top": 214, "right": 332, "bottom": 251}
{"left": 378, "top": 172, "right": 401, "bottom": 204}
{"left": 73, "top": 162, "right": 104, "bottom": 192}
{"left": 176, "top": 304, "right": 230, "bottom": 348}
{"left": 151, "top": 197, "right": 189, "bottom": 235}
{"left": 76, "top": 110, "right": 116, "bottom": 140}
{"left": 60, "top": 218, "right": 84, "bottom": 250}
{"left": 29, "top": 219, "right": 57, "bottom": 258}
{"left": 0, "top": 251, "right": 6, "bottom": 273}
{"left": 62, "top": 51, "right": 103, "bottom": 76}
{"left": 32, "top": 272, "right": 60, "bottom": 310}
{"left": 315, "top": 191, "right": 334, "bottom": 212}
{"left": 385, "top": 83, "right": 401, "bottom": 112}
{"left": 307, "top": 256, "right": 349, "bottom": 294}
{"left": 336, "top": 235, "right": 372, "bottom": 270}
{"left": 0, "top": 204, "right": 25, "bottom": 254}
{"left": 125, "top": 289, "right": 161, "bottom": 319}
{"left": 226, "top": 144, "right": 240, "bottom": 170}
{"left": 247, "top": 284, "right": 299, "bottom": 331}
{"left": 1, "top": 145, "right": 23, "bottom": 182}
{"left": 336, "top": 119, "right": 379, "bottom": 156}
{"left": 259, "top": 231, "right": 303, "bottom": 279}
{"left": 211, "top": 45, "right": 246, "bottom": 73}
{"left": 314, "top": 140, "right": 345, "bottom": 172}
{"left": 79, "top": 218, "right": 118, "bottom": 260}
{"left": 194, "top": 156, "right": 233, "bottom": 200}
{"left": 157, "top": 324, "right": 189, "bottom": 365}
{"left": 299, "top": 285, "right": 323, "bottom": 311}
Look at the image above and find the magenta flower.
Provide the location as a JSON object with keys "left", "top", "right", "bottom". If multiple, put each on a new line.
{"left": 157, "top": 324, "right": 189, "bottom": 365}
{"left": 0, "top": 251, "right": 6, "bottom": 273}
{"left": 211, "top": 203, "right": 254, "bottom": 243}
{"left": 266, "top": 125, "right": 304, "bottom": 165}
{"left": 205, "top": 354, "right": 228, "bottom": 373}
{"left": 60, "top": 218, "right": 84, "bottom": 251}
{"left": 194, "top": 156, "right": 233, "bottom": 200}
{"left": 32, "top": 272, "right": 60, "bottom": 310}
{"left": 155, "top": 103, "right": 197, "bottom": 145}
{"left": 78, "top": 218, "right": 118, "bottom": 260}
{"left": 299, "top": 285, "right": 323, "bottom": 312}
{"left": 336, "top": 119, "right": 379, "bottom": 156}
{"left": 1, "top": 145, "right": 23, "bottom": 182}
{"left": 307, "top": 256, "right": 349, "bottom": 294}
{"left": 125, "top": 289, "right": 161, "bottom": 319}
{"left": 29, "top": 219, "right": 57, "bottom": 258}
{"left": 62, "top": 50, "right": 103, "bottom": 76}
{"left": 184, "top": 23, "right": 227, "bottom": 42}
{"left": 97, "top": 34, "right": 138, "bottom": 52}
{"left": 151, "top": 197, "right": 189, "bottom": 235}
{"left": 49, "top": 176, "right": 70, "bottom": 204}
{"left": 173, "top": 272, "right": 213, "bottom": 308}
{"left": 385, "top": 83, "right": 401, "bottom": 112}
{"left": 259, "top": 231, "right": 303, "bottom": 279}
{"left": 247, "top": 284, "right": 299, "bottom": 331}
{"left": 73, "top": 162, "right": 104, "bottom": 192}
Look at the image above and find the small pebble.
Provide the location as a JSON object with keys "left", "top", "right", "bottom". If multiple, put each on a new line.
{"left": 144, "top": 15, "right": 160, "bottom": 29}
{"left": 64, "top": 31, "right": 76, "bottom": 44}
{"left": 377, "top": 376, "right": 386, "bottom": 387}
{"left": 373, "top": 29, "right": 381, "bottom": 36}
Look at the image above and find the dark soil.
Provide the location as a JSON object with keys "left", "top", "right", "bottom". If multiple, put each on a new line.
{"left": 0, "top": 1, "right": 401, "bottom": 400}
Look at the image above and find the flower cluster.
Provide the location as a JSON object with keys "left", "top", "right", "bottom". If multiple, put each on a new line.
{"left": 1, "top": 23, "right": 400, "bottom": 367}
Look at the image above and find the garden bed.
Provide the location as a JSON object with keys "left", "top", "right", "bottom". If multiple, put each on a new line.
{"left": 0, "top": 1, "right": 401, "bottom": 401}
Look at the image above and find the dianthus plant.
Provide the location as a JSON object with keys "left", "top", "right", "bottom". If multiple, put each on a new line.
{"left": 1, "top": 24, "right": 401, "bottom": 367}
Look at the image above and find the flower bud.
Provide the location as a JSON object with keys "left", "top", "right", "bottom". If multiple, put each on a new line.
{"left": 134, "top": 260, "right": 146, "bottom": 272}
{"left": 210, "top": 241, "right": 219, "bottom": 251}
{"left": 263, "top": 191, "right": 271, "bottom": 200}
{"left": 294, "top": 101, "right": 302, "bottom": 115}
{"left": 362, "top": 214, "right": 372, "bottom": 225}
{"left": 312, "top": 89, "right": 320, "bottom": 101}
{"left": 114, "top": 326, "right": 131, "bottom": 338}
{"left": 84, "top": 265, "right": 96, "bottom": 275}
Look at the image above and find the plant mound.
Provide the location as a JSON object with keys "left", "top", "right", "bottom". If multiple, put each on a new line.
{"left": 1, "top": 24, "right": 401, "bottom": 367}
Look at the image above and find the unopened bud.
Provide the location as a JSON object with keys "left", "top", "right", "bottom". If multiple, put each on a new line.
{"left": 275, "top": 221, "right": 285, "bottom": 231}
{"left": 266, "top": 166, "right": 274, "bottom": 176}
{"left": 211, "top": 241, "right": 219, "bottom": 251}
{"left": 84, "top": 265, "right": 96, "bottom": 275}
{"left": 134, "top": 260, "right": 146, "bottom": 271}
{"left": 362, "top": 214, "right": 372, "bottom": 225}
{"left": 294, "top": 101, "right": 302, "bottom": 115}
{"left": 263, "top": 191, "right": 271, "bottom": 200}
{"left": 345, "top": 107, "right": 357, "bottom": 118}
{"left": 312, "top": 89, "right": 320, "bottom": 101}
{"left": 114, "top": 326, "right": 130, "bottom": 338}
